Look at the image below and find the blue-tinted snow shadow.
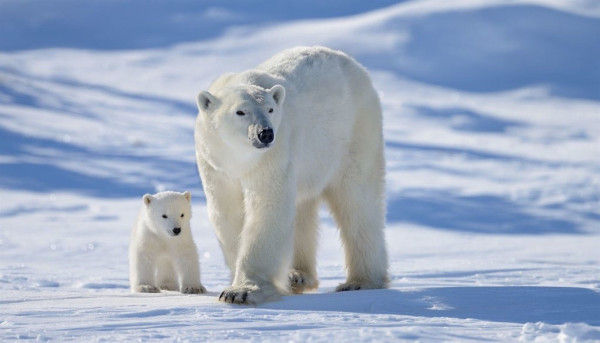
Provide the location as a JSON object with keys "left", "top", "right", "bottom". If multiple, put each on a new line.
{"left": 2, "top": 2, "right": 598, "bottom": 100}
{"left": 0, "top": 67, "right": 198, "bottom": 117}
{"left": 359, "top": 5, "right": 600, "bottom": 101}
{"left": 0, "top": 0, "right": 402, "bottom": 51}
{"left": 408, "top": 105, "right": 525, "bottom": 133}
{"left": 384, "top": 138, "right": 584, "bottom": 234}
{"left": 386, "top": 191, "right": 579, "bottom": 234}
{"left": 385, "top": 140, "right": 541, "bottom": 164}
{"left": 263, "top": 287, "right": 600, "bottom": 325}
{"left": 0, "top": 125, "right": 201, "bottom": 199}
{"left": 0, "top": 68, "right": 202, "bottom": 199}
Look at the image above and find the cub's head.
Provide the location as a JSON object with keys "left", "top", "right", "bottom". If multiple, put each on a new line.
{"left": 196, "top": 84, "right": 285, "bottom": 151}
{"left": 141, "top": 191, "right": 192, "bottom": 238}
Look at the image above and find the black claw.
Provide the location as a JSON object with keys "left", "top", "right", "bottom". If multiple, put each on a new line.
{"left": 219, "top": 291, "right": 225, "bottom": 301}
{"left": 241, "top": 292, "right": 248, "bottom": 303}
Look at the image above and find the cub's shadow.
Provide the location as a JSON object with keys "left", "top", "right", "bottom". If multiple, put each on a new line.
{"left": 262, "top": 286, "right": 600, "bottom": 325}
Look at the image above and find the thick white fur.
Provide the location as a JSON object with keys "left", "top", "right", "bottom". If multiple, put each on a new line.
{"left": 194, "top": 46, "right": 388, "bottom": 304}
{"left": 129, "top": 191, "right": 206, "bottom": 294}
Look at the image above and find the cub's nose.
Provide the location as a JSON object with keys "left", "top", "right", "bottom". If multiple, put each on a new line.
{"left": 257, "top": 128, "right": 274, "bottom": 144}
{"left": 173, "top": 227, "right": 181, "bottom": 236}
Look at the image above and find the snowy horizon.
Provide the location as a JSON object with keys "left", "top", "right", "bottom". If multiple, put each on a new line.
{"left": 1, "top": 0, "right": 599, "bottom": 341}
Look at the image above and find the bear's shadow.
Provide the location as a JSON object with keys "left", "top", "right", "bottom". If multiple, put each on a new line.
{"left": 261, "top": 286, "right": 600, "bottom": 325}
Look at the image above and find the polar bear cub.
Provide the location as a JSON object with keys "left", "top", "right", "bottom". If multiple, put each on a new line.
{"left": 195, "top": 46, "right": 388, "bottom": 304}
{"left": 129, "top": 191, "right": 206, "bottom": 294}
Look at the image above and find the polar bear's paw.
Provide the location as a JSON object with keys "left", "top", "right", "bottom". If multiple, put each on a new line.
{"left": 335, "top": 280, "right": 386, "bottom": 292}
{"left": 218, "top": 284, "right": 279, "bottom": 305}
{"left": 289, "top": 270, "right": 319, "bottom": 294}
{"left": 134, "top": 284, "right": 160, "bottom": 293}
{"left": 335, "top": 282, "right": 362, "bottom": 292}
{"left": 182, "top": 284, "right": 207, "bottom": 294}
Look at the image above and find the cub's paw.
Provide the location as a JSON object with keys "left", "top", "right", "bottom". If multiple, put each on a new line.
{"left": 181, "top": 285, "right": 207, "bottom": 294}
{"left": 133, "top": 284, "right": 160, "bottom": 293}
{"left": 289, "top": 270, "right": 319, "bottom": 294}
{"left": 218, "top": 284, "right": 278, "bottom": 305}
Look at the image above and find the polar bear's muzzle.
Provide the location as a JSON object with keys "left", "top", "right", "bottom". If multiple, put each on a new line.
{"left": 166, "top": 227, "right": 181, "bottom": 237}
{"left": 249, "top": 125, "right": 275, "bottom": 149}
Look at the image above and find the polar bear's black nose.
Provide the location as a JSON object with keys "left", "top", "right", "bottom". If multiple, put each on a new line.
{"left": 258, "top": 128, "right": 274, "bottom": 144}
{"left": 173, "top": 228, "right": 181, "bottom": 235}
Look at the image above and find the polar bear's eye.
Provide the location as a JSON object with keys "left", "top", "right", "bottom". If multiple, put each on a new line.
{"left": 236, "top": 110, "right": 245, "bottom": 116}
{"left": 180, "top": 213, "right": 184, "bottom": 218}
{"left": 162, "top": 214, "right": 168, "bottom": 219}
{"left": 268, "top": 108, "right": 273, "bottom": 113}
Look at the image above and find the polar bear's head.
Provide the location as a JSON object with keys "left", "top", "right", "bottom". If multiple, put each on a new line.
{"left": 196, "top": 84, "right": 285, "bottom": 151}
{"left": 141, "top": 191, "right": 192, "bottom": 238}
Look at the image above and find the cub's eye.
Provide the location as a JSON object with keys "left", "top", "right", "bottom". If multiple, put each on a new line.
{"left": 268, "top": 108, "right": 273, "bottom": 113}
{"left": 162, "top": 214, "right": 168, "bottom": 219}
{"left": 180, "top": 213, "right": 184, "bottom": 218}
{"left": 236, "top": 110, "right": 245, "bottom": 116}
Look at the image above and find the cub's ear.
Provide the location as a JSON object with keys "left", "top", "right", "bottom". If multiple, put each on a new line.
{"left": 269, "top": 85, "right": 286, "bottom": 106}
{"left": 196, "top": 91, "right": 217, "bottom": 112}
{"left": 183, "top": 191, "right": 191, "bottom": 202}
{"left": 143, "top": 194, "right": 153, "bottom": 206}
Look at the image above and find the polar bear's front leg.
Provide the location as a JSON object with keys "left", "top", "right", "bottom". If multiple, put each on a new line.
{"left": 220, "top": 171, "right": 296, "bottom": 304}
{"left": 130, "top": 250, "right": 160, "bottom": 293}
{"left": 197, "top": 159, "right": 244, "bottom": 273}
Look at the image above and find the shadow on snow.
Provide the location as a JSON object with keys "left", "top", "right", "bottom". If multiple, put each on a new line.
{"left": 0, "top": 3, "right": 597, "bottom": 100}
{"left": 360, "top": 5, "right": 600, "bottom": 101}
{"left": 386, "top": 191, "right": 579, "bottom": 234}
{"left": 0, "top": 68, "right": 202, "bottom": 199}
{"left": 407, "top": 105, "right": 525, "bottom": 134}
{"left": 0, "top": 125, "right": 201, "bottom": 199}
{"left": 0, "top": 67, "right": 198, "bottom": 117}
{"left": 0, "top": 0, "right": 402, "bottom": 51}
{"left": 263, "top": 286, "right": 600, "bottom": 325}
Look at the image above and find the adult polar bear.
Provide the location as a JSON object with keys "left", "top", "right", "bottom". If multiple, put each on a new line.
{"left": 195, "top": 46, "right": 388, "bottom": 304}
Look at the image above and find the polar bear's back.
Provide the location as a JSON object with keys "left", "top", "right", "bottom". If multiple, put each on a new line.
{"left": 257, "top": 46, "right": 352, "bottom": 76}
{"left": 259, "top": 46, "right": 383, "bottom": 201}
{"left": 256, "top": 46, "right": 373, "bottom": 98}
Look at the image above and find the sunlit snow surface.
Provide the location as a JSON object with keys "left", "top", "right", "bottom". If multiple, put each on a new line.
{"left": 1, "top": 0, "right": 599, "bottom": 341}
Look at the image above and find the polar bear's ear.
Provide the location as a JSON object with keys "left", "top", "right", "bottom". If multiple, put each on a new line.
{"left": 196, "top": 91, "right": 216, "bottom": 112}
{"left": 183, "top": 191, "right": 191, "bottom": 202}
{"left": 269, "top": 85, "right": 286, "bottom": 106}
{"left": 143, "top": 194, "right": 153, "bottom": 206}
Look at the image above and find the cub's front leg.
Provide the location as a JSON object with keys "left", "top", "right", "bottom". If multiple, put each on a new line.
{"left": 221, "top": 170, "right": 296, "bottom": 304}
{"left": 174, "top": 248, "right": 206, "bottom": 294}
{"left": 130, "top": 249, "right": 160, "bottom": 293}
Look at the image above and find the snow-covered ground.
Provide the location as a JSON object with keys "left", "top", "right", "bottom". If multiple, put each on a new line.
{"left": 1, "top": 0, "right": 599, "bottom": 341}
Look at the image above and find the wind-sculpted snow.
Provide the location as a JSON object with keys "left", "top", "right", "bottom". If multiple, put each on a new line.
{"left": 0, "top": 0, "right": 599, "bottom": 341}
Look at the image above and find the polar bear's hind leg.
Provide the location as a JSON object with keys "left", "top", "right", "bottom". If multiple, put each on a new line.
{"left": 289, "top": 198, "right": 320, "bottom": 294}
